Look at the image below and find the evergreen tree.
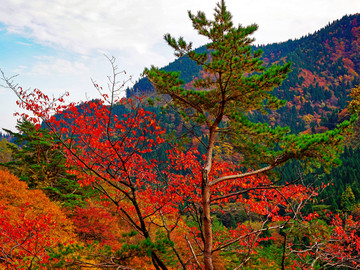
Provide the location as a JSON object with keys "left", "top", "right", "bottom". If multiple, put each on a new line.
{"left": 145, "top": 1, "right": 354, "bottom": 268}
{"left": 340, "top": 186, "right": 356, "bottom": 212}
{"left": 3, "top": 120, "right": 94, "bottom": 208}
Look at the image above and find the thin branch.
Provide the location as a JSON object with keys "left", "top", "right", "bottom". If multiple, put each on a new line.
{"left": 185, "top": 235, "right": 202, "bottom": 269}
{"left": 212, "top": 224, "right": 284, "bottom": 253}
{"left": 209, "top": 164, "right": 274, "bottom": 187}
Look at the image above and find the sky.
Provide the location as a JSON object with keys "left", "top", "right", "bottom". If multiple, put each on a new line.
{"left": 0, "top": 0, "right": 359, "bottom": 132}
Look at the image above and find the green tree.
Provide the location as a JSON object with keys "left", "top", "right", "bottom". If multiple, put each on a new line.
{"left": 3, "top": 120, "right": 94, "bottom": 208}
{"left": 341, "top": 186, "right": 356, "bottom": 212}
{"left": 145, "top": 1, "right": 353, "bottom": 268}
{"left": 0, "top": 138, "right": 14, "bottom": 164}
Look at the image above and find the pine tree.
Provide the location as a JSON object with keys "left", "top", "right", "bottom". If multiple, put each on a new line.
{"left": 145, "top": 1, "right": 353, "bottom": 268}
{"left": 3, "top": 120, "right": 94, "bottom": 208}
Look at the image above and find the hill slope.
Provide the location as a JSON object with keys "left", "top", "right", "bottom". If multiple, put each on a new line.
{"left": 127, "top": 14, "right": 360, "bottom": 132}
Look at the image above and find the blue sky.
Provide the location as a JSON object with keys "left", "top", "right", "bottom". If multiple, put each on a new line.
{"left": 1, "top": 0, "right": 360, "bottom": 132}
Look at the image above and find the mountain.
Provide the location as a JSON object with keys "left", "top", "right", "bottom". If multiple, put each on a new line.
{"left": 127, "top": 14, "right": 360, "bottom": 133}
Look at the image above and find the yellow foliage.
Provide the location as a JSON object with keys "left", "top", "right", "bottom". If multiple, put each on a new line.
{"left": 0, "top": 169, "right": 75, "bottom": 244}
{"left": 0, "top": 139, "right": 13, "bottom": 164}
{"left": 302, "top": 114, "right": 314, "bottom": 125}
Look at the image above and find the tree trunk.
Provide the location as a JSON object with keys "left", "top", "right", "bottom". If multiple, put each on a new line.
{"left": 131, "top": 191, "right": 168, "bottom": 270}
{"left": 202, "top": 175, "right": 213, "bottom": 270}
{"left": 151, "top": 251, "right": 168, "bottom": 270}
{"left": 202, "top": 127, "right": 216, "bottom": 270}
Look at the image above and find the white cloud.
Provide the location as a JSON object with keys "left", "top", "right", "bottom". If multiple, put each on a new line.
{"left": 1, "top": 0, "right": 359, "bottom": 71}
{"left": 0, "top": 0, "right": 171, "bottom": 55}
{"left": 1, "top": 0, "right": 360, "bottom": 50}
{"left": 1, "top": 0, "right": 359, "bottom": 78}
{"left": 16, "top": 41, "right": 32, "bottom": 46}
{"left": 28, "top": 56, "right": 89, "bottom": 76}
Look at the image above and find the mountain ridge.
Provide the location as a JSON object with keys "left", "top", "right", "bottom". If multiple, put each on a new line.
{"left": 127, "top": 13, "right": 360, "bottom": 133}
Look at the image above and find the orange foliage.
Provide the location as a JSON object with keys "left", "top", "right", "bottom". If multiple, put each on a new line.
{"left": 0, "top": 169, "right": 75, "bottom": 244}
{"left": 298, "top": 69, "right": 328, "bottom": 89}
{"left": 71, "top": 203, "right": 130, "bottom": 250}
{"left": 325, "top": 38, "right": 346, "bottom": 62}
{"left": 351, "top": 26, "right": 360, "bottom": 49}
{"left": 0, "top": 169, "right": 75, "bottom": 268}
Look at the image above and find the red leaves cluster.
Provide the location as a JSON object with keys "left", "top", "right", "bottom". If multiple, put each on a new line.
{"left": 48, "top": 99, "right": 163, "bottom": 182}
{"left": 165, "top": 147, "right": 314, "bottom": 216}
{"left": 291, "top": 213, "right": 360, "bottom": 269}
{"left": 163, "top": 147, "right": 317, "bottom": 262}
{"left": 14, "top": 87, "right": 71, "bottom": 128}
{"left": 0, "top": 169, "right": 76, "bottom": 268}
{"left": 0, "top": 204, "right": 57, "bottom": 269}
{"left": 71, "top": 205, "right": 119, "bottom": 245}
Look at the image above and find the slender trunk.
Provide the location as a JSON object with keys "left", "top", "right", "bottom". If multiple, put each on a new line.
{"left": 202, "top": 127, "right": 217, "bottom": 270}
{"left": 151, "top": 251, "right": 168, "bottom": 270}
{"left": 202, "top": 177, "right": 213, "bottom": 270}
{"left": 151, "top": 256, "right": 161, "bottom": 270}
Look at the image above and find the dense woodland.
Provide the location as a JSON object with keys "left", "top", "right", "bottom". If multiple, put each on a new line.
{"left": 1, "top": 2, "right": 360, "bottom": 269}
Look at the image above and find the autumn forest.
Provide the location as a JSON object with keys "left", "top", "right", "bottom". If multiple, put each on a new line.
{"left": 1, "top": 1, "right": 360, "bottom": 269}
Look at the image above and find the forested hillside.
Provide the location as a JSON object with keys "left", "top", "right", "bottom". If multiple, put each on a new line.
{"left": 2, "top": 2, "right": 360, "bottom": 268}
{"left": 128, "top": 13, "right": 360, "bottom": 132}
